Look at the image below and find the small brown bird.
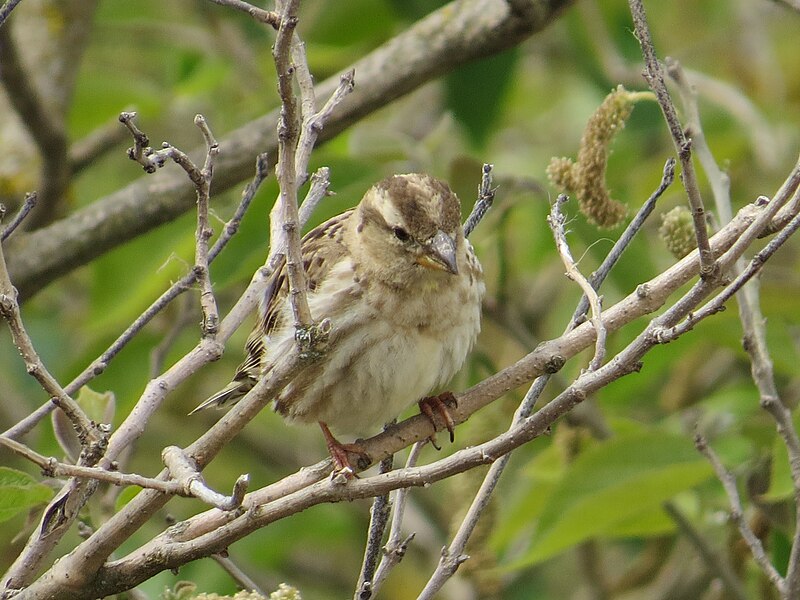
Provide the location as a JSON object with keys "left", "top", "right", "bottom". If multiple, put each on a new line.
{"left": 193, "top": 173, "right": 484, "bottom": 472}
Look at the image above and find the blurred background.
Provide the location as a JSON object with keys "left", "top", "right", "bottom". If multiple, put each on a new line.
{"left": 1, "top": 1, "right": 800, "bottom": 598}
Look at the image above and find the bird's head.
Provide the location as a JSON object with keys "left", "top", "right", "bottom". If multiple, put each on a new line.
{"left": 355, "top": 173, "right": 463, "bottom": 284}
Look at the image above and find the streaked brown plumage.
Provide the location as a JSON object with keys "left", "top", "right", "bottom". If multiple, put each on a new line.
{"left": 193, "top": 173, "right": 484, "bottom": 470}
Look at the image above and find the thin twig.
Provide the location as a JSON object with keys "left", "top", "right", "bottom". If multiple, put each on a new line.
{"left": 205, "top": 0, "right": 280, "bottom": 28}
{"left": 662, "top": 196, "right": 800, "bottom": 340}
{"left": 210, "top": 554, "right": 267, "bottom": 596}
{"left": 662, "top": 502, "right": 748, "bottom": 600}
{"left": 192, "top": 114, "right": 221, "bottom": 337}
{"left": 299, "top": 167, "right": 332, "bottom": 226}
{"left": 271, "top": 0, "right": 312, "bottom": 330}
{"left": 0, "top": 192, "right": 37, "bottom": 241}
{"left": 627, "top": 0, "right": 716, "bottom": 279}
{"left": 0, "top": 243, "right": 101, "bottom": 449}
{"left": 354, "top": 454, "right": 394, "bottom": 600}
{"left": 0, "top": 435, "right": 185, "bottom": 496}
{"left": 549, "top": 195, "right": 607, "bottom": 370}
{"left": 463, "top": 163, "right": 495, "bottom": 238}
{"left": 0, "top": 0, "right": 23, "bottom": 28}
{"left": 369, "top": 442, "right": 425, "bottom": 596}
{"left": 667, "top": 59, "right": 797, "bottom": 597}
{"left": 295, "top": 69, "right": 356, "bottom": 186}
{"left": 694, "top": 434, "right": 786, "bottom": 594}
{"left": 575, "top": 158, "right": 676, "bottom": 321}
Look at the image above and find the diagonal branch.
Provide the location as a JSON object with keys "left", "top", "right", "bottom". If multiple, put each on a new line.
{"left": 627, "top": 0, "right": 716, "bottom": 279}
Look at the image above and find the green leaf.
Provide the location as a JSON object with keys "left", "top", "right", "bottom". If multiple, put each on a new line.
{"left": 76, "top": 386, "right": 116, "bottom": 423}
{"left": 508, "top": 431, "right": 712, "bottom": 567}
{"left": 0, "top": 467, "right": 54, "bottom": 523}
{"left": 114, "top": 485, "right": 143, "bottom": 513}
{"left": 765, "top": 434, "right": 793, "bottom": 501}
{"left": 444, "top": 48, "right": 519, "bottom": 148}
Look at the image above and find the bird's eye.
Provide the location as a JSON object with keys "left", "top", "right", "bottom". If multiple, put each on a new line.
{"left": 392, "top": 226, "right": 410, "bottom": 242}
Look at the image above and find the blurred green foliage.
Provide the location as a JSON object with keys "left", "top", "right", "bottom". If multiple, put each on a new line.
{"left": 2, "top": 0, "right": 800, "bottom": 598}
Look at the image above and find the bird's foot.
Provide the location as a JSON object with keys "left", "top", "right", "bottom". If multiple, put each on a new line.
{"left": 418, "top": 392, "right": 457, "bottom": 449}
{"left": 319, "top": 422, "right": 370, "bottom": 478}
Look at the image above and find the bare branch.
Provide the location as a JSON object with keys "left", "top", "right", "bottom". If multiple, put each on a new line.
{"left": 162, "top": 446, "right": 249, "bottom": 511}
{"left": 627, "top": 0, "right": 716, "bottom": 279}
{"left": 662, "top": 502, "right": 748, "bottom": 600}
{"left": 271, "top": 0, "right": 312, "bottom": 330}
{"left": 667, "top": 62, "right": 800, "bottom": 595}
{"left": 210, "top": 554, "right": 267, "bottom": 597}
{"left": 576, "top": 157, "right": 675, "bottom": 320}
{"left": 0, "top": 435, "right": 184, "bottom": 496}
{"left": 0, "top": 192, "right": 37, "bottom": 241}
{"left": 371, "top": 443, "right": 424, "bottom": 593}
{"left": 205, "top": 0, "right": 280, "bottom": 28}
{"left": 418, "top": 158, "right": 672, "bottom": 598}
{"left": 294, "top": 68, "right": 356, "bottom": 185}
{"left": 299, "top": 167, "right": 332, "bottom": 225}
{"left": 0, "top": 0, "right": 24, "bottom": 28}
{"left": 463, "top": 163, "right": 495, "bottom": 238}
{"left": 0, "top": 242, "right": 100, "bottom": 448}
{"left": 192, "top": 114, "right": 221, "bottom": 337}
{"left": 355, "top": 454, "right": 394, "bottom": 600}
{"left": 695, "top": 434, "right": 786, "bottom": 594}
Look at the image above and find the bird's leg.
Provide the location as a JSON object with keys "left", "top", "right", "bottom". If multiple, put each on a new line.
{"left": 418, "top": 391, "right": 457, "bottom": 447}
{"left": 318, "top": 422, "right": 370, "bottom": 477}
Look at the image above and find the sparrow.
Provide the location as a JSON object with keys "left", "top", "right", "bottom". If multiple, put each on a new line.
{"left": 193, "top": 173, "right": 485, "bottom": 472}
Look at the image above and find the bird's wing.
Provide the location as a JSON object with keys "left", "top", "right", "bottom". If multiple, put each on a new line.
{"left": 231, "top": 208, "right": 354, "bottom": 383}
{"left": 193, "top": 209, "right": 354, "bottom": 413}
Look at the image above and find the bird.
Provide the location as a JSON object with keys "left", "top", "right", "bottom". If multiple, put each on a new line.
{"left": 192, "top": 173, "right": 485, "bottom": 473}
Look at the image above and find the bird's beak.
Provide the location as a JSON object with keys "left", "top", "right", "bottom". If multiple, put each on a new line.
{"left": 417, "top": 230, "right": 458, "bottom": 274}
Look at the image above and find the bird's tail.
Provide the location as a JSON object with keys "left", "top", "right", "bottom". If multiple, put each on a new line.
{"left": 190, "top": 378, "right": 255, "bottom": 415}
